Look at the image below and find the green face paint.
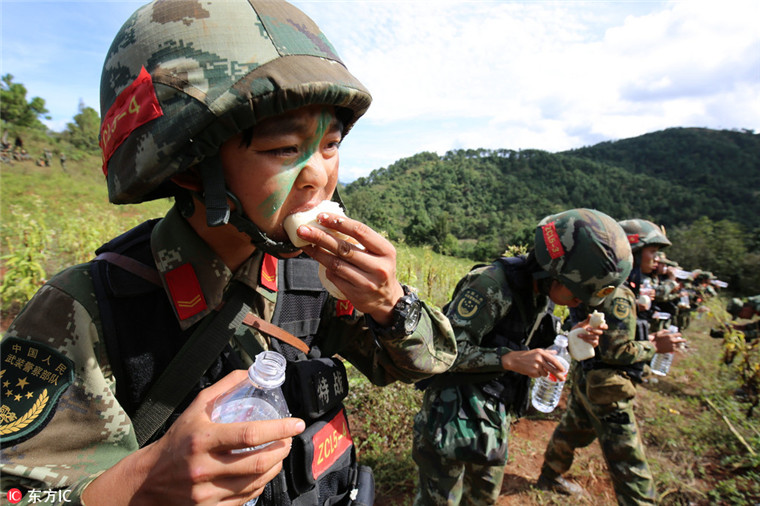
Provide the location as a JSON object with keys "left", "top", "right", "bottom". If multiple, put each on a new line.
{"left": 258, "top": 108, "right": 334, "bottom": 218}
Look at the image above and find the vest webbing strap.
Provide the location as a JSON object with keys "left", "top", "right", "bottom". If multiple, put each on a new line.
{"left": 242, "top": 313, "right": 310, "bottom": 354}
{"left": 132, "top": 282, "right": 254, "bottom": 446}
{"left": 94, "top": 252, "right": 162, "bottom": 287}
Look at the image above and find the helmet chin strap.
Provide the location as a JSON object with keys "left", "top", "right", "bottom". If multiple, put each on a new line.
{"left": 199, "top": 154, "right": 300, "bottom": 257}
{"left": 226, "top": 191, "right": 301, "bottom": 256}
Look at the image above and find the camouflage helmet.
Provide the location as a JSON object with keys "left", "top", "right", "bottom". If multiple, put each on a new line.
{"left": 99, "top": 0, "right": 371, "bottom": 205}
{"left": 618, "top": 219, "right": 671, "bottom": 253}
{"left": 535, "top": 208, "right": 633, "bottom": 306}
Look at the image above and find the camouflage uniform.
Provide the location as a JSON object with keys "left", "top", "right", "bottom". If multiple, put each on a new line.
{"left": 541, "top": 229, "right": 659, "bottom": 504}
{"left": 413, "top": 260, "right": 549, "bottom": 505}
{"left": 542, "top": 284, "right": 657, "bottom": 505}
{"left": 1, "top": 207, "right": 456, "bottom": 505}
{"left": 1, "top": 1, "right": 457, "bottom": 504}
{"left": 413, "top": 209, "right": 634, "bottom": 506}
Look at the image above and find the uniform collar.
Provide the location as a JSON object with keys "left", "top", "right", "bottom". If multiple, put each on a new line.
{"left": 151, "top": 207, "right": 264, "bottom": 330}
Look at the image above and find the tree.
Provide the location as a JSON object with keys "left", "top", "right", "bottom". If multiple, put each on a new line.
{"left": 668, "top": 217, "right": 748, "bottom": 288}
{"left": 64, "top": 101, "right": 100, "bottom": 152}
{"left": 403, "top": 208, "right": 433, "bottom": 246}
{"left": 0, "top": 74, "right": 49, "bottom": 129}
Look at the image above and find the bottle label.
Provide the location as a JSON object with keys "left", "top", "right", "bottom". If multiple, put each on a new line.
{"left": 311, "top": 409, "right": 353, "bottom": 480}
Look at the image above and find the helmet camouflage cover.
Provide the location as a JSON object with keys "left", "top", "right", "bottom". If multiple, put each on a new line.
{"left": 618, "top": 219, "right": 671, "bottom": 253}
{"left": 99, "top": 0, "right": 371, "bottom": 204}
{"left": 535, "top": 208, "right": 633, "bottom": 306}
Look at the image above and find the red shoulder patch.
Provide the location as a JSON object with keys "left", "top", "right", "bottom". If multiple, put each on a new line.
{"left": 336, "top": 299, "right": 354, "bottom": 317}
{"left": 165, "top": 263, "right": 207, "bottom": 320}
{"left": 261, "top": 254, "right": 278, "bottom": 292}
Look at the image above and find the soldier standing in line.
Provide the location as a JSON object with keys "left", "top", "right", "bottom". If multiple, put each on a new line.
{"left": 413, "top": 209, "right": 633, "bottom": 505}
{"left": 652, "top": 252, "right": 688, "bottom": 328}
{"left": 536, "top": 218, "right": 686, "bottom": 505}
{"left": 0, "top": 2, "right": 457, "bottom": 505}
{"left": 711, "top": 295, "right": 760, "bottom": 342}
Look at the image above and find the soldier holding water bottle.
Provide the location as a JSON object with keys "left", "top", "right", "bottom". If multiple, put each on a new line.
{"left": 537, "top": 218, "right": 686, "bottom": 504}
{"left": 412, "top": 209, "right": 633, "bottom": 505}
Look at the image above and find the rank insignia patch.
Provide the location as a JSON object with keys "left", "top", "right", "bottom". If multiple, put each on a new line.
{"left": 612, "top": 297, "right": 632, "bottom": 321}
{"left": 454, "top": 288, "right": 485, "bottom": 320}
{"left": 595, "top": 285, "right": 616, "bottom": 299}
{"left": 1, "top": 337, "right": 74, "bottom": 444}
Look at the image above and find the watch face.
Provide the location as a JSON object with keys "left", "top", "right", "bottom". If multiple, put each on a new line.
{"left": 404, "top": 304, "right": 422, "bottom": 333}
{"left": 401, "top": 296, "right": 422, "bottom": 334}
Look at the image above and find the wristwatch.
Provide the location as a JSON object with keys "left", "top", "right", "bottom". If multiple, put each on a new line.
{"left": 369, "top": 285, "right": 422, "bottom": 339}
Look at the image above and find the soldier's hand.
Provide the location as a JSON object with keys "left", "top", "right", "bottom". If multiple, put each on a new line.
{"left": 650, "top": 328, "right": 686, "bottom": 353}
{"left": 571, "top": 318, "right": 607, "bottom": 348}
{"left": 299, "top": 212, "right": 404, "bottom": 325}
{"left": 82, "top": 369, "right": 305, "bottom": 505}
{"left": 501, "top": 349, "right": 568, "bottom": 380}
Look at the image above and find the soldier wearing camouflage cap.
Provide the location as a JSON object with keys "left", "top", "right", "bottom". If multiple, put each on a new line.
{"left": 0, "top": 1, "right": 457, "bottom": 505}
{"left": 652, "top": 251, "right": 689, "bottom": 331}
{"left": 619, "top": 219, "right": 672, "bottom": 313}
{"left": 537, "top": 218, "right": 685, "bottom": 504}
{"left": 412, "top": 209, "right": 631, "bottom": 505}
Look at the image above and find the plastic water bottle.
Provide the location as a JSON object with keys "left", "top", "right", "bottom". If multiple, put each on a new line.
{"left": 211, "top": 351, "right": 290, "bottom": 506}
{"left": 650, "top": 325, "right": 678, "bottom": 376}
{"left": 531, "top": 335, "right": 570, "bottom": 413}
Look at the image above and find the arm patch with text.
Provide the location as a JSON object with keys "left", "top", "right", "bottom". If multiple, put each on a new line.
{"left": 0, "top": 337, "right": 75, "bottom": 444}
{"left": 452, "top": 288, "right": 485, "bottom": 320}
{"left": 611, "top": 297, "right": 632, "bottom": 322}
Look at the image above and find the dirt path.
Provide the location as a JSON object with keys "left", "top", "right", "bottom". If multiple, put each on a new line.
{"left": 374, "top": 391, "right": 619, "bottom": 506}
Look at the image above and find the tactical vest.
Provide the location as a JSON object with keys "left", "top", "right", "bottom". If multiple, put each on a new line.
{"left": 573, "top": 284, "right": 648, "bottom": 383}
{"left": 90, "top": 219, "right": 372, "bottom": 506}
{"left": 417, "top": 256, "right": 557, "bottom": 416}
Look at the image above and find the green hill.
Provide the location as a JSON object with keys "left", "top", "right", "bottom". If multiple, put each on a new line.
{"left": 563, "top": 127, "right": 760, "bottom": 226}
{"left": 342, "top": 128, "right": 760, "bottom": 260}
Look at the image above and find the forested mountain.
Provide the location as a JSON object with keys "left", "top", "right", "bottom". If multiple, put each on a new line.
{"left": 342, "top": 127, "right": 760, "bottom": 261}
{"left": 563, "top": 128, "right": 760, "bottom": 226}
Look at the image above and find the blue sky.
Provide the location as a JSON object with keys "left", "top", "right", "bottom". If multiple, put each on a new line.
{"left": 2, "top": 0, "right": 759, "bottom": 182}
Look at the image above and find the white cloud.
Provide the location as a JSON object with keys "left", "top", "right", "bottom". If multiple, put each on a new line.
{"left": 298, "top": 0, "right": 759, "bottom": 169}
{"left": 3, "top": 0, "right": 757, "bottom": 181}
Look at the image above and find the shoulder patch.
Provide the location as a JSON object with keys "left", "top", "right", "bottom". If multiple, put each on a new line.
{"left": 453, "top": 288, "right": 485, "bottom": 320}
{"left": 612, "top": 297, "right": 632, "bottom": 320}
{"left": 595, "top": 286, "right": 616, "bottom": 299}
{"left": 1, "top": 337, "right": 75, "bottom": 444}
{"left": 165, "top": 262, "right": 208, "bottom": 320}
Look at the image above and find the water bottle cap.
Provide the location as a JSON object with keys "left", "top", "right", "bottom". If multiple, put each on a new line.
{"left": 554, "top": 334, "right": 568, "bottom": 347}
{"left": 248, "top": 351, "right": 287, "bottom": 389}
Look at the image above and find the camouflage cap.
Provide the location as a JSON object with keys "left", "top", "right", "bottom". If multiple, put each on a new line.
{"left": 535, "top": 208, "right": 633, "bottom": 306}
{"left": 99, "top": 0, "right": 372, "bottom": 204}
{"left": 618, "top": 219, "right": 671, "bottom": 252}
